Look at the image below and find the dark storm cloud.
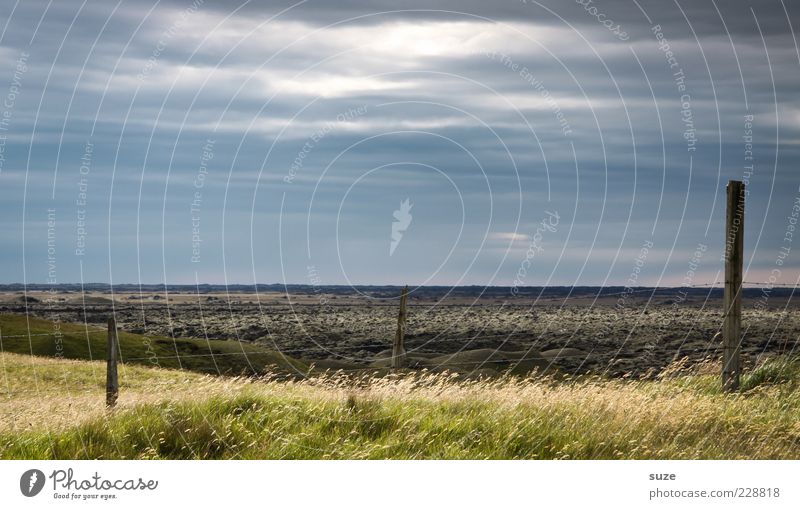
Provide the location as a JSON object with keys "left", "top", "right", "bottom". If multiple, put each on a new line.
{"left": 146, "top": 0, "right": 797, "bottom": 39}
{"left": 0, "top": 0, "right": 797, "bottom": 286}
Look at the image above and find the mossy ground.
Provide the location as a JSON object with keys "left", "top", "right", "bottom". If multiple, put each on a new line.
{"left": 0, "top": 313, "right": 307, "bottom": 376}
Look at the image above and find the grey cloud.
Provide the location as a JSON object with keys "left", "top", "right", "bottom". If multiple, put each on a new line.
{"left": 0, "top": 0, "right": 796, "bottom": 285}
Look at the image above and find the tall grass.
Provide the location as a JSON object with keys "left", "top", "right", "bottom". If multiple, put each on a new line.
{"left": 1, "top": 353, "right": 799, "bottom": 459}
{"left": 742, "top": 356, "right": 800, "bottom": 391}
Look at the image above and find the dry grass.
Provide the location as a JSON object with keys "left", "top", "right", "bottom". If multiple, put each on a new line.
{"left": 1, "top": 352, "right": 799, "bottom": 459}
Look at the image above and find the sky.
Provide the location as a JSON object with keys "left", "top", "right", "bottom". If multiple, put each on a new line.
{"left": 0, "top": 0, "right": 798, "bottom": 287}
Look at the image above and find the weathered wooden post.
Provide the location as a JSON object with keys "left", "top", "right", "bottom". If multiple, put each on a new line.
{"left": 391, "top": 286, "right": 409, "bottom": 369}
{"left": 106, "top": 317, "right": 119, "bottom": 407}
{"left": 722, "top": 180, "right": 744, "bottom": 392}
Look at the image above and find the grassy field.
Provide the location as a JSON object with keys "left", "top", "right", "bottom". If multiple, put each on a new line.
{"left": 0, "top": 313, "right": 309, "bottom": 376}
{"left": 1, "top": 348, "right": 799, "bottom": 459}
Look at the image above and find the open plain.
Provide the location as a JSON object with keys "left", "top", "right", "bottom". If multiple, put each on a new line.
{"left": 2, "top": 285, "right": 797, "bottom": 378}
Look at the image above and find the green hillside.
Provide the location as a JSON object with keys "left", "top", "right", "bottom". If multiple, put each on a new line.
{"left": 0, "top": 313, "right": 307, "bottom": 376}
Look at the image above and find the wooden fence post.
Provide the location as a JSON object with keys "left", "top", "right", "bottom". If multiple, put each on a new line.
{"left": 723, "top": 180, "right": 744, "bottom": 392}
{"left": 392, "top": 286, "right": 409, "bottom": 369}
{"left": 106, "top": 317, "right": 119, "bottom": 407}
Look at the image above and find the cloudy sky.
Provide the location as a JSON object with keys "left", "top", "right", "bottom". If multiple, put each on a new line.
{"left": 0, "top": 0, "right": 798, "bottom": 287}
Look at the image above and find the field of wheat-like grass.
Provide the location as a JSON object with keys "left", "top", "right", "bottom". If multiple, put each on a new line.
{"left": 1, "top": 352, "right": 799, "bottom": 459}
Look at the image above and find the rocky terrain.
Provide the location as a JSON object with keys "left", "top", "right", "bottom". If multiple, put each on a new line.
{"left": 2, "top": 286, "right": 798, "bottom": 376}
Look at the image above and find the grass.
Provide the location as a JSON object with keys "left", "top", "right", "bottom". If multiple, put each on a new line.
{"left": 1, "top": 351, "right": 800, "bottom": 459}
{"left": 742, "top": 355, "right": 800, "bottom": 391}
{"left": 2, "top": 312, "right": 798, "bottom": 459}
{"left": 0, "top": 313, "right": 308, "bottom": 376}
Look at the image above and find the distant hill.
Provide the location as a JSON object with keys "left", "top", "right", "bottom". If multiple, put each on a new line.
{"left": 0, "top": 283, "right": 793, "bottom": 299}
{"left": 0, "top": 314, "right": 307, "bottom": 377}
